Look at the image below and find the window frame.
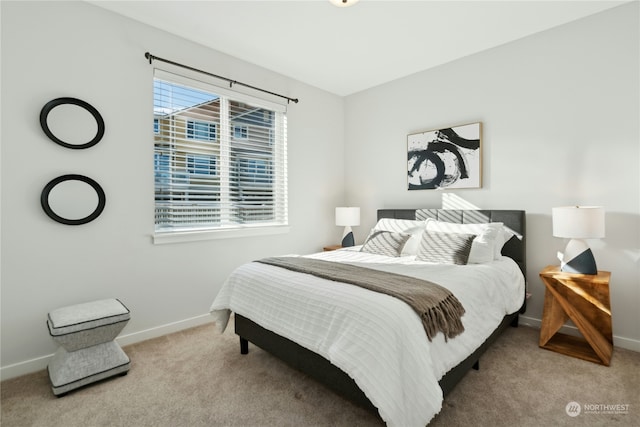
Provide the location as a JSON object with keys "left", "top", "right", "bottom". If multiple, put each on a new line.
{"left": 152, "top": 68, "right": 289, "bottom": 244}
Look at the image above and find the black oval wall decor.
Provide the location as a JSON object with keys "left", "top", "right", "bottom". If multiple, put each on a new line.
{"left": 40, "top": 97, "right": 105, "bottom": 149}
{"left": 41, "top": 174, "right": 106, "bottom": 225}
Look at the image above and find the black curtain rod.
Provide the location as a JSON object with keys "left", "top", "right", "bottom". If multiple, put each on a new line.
{"left": 145, "top": 52, "right": 299, "bottom": 104}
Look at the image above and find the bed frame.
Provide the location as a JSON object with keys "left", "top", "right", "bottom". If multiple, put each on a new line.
{"left": 235, "top": 209, "right": 526, "bottom": 414}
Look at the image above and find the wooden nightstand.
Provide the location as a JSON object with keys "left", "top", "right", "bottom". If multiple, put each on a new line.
{"left": 539, "top": 265, "right": 612, "bottom": 366}
{"left": 323, "top": 244, "right": 342, "bottom": 252}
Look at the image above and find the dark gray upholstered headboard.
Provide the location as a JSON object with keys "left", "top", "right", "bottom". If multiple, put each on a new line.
{"left": 377, "top": 209, "right": 526, "bottom": 278}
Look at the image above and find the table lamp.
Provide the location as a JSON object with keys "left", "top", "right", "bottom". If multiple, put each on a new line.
{"left": 335, "top": 207, "right": 360, "bottom": 247}
{"left": 552, "top": 206, "right": 605, "bottom": 275}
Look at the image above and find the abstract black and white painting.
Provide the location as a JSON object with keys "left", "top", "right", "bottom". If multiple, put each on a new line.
{"left": 407, "top": 122, "right": 482, "bottom": 190}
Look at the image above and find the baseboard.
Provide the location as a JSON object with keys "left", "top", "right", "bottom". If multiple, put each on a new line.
{"left": 116, "top": 313, "right": 214, "bottom": 347}
{"left": 519, "top": 315, "right": 640, "bottom": 353}
{"left": 0, "top": 354, "right": 54, "bottom": 382}
{"left": 0, "top": 314, "right": 214, "bottom": 381}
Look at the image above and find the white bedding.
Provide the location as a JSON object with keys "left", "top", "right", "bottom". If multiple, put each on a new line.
{"left": 209, "top": 246, "right": 525, "bottom": 427}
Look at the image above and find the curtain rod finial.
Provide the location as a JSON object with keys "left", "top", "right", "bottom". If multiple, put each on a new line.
{"left": 145, "top": 52, "right": 153, "bottom": 64}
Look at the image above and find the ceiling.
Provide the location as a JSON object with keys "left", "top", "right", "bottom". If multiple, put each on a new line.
{"left": 88, "top": 0, "right": 626, "bottom": 96}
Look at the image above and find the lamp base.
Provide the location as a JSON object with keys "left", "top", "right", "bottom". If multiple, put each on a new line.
{"left": 558, "top": 239, "right": 598, "bottom": 275}
{"left": 341, "top": 226, "right": 355, "bottom": 247}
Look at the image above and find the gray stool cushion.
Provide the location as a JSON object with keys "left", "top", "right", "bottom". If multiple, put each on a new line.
{"left": 47, "top": 299, "right": 130, "bottom": 351}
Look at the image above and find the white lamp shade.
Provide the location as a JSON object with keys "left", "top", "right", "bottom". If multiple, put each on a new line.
{"left": 335, "top": 207, "right": 360, "bottom": 226}
{"left": 552, "top": 206, "right": 605, "bottom": 239}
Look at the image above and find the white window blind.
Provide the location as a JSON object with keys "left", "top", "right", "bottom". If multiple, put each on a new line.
{"left": 153, "top": 70, "right": 288, "bottom": 235}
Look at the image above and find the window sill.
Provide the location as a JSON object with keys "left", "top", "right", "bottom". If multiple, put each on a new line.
{"left": 152, "top": 225, "right": 290, "bottom": 245}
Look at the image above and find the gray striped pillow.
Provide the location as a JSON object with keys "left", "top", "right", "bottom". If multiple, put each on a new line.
{"left": 360, "top": 230, "right": 411, "bottom": 257}
{"left": 416, "top": 230, "right": 476, "bottom": 265}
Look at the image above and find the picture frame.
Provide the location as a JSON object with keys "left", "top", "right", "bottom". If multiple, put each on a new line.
{"left": 407, "top": 122, "right": 482, "bottom": 190}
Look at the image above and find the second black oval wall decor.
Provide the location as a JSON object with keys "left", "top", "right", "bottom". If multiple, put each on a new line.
{"left": 40, "top": 97, "right": 105, "bottom": 149}
{"left": 41, "top": 174, "right": 106, "bottom": 225}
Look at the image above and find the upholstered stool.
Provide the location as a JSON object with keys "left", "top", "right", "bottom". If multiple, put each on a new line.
{"left": 47, "top": 299, "right": 130, "bottom": 396}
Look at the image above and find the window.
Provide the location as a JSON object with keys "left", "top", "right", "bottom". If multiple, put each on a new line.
{"left": 187, "top": 120, "right": 217, "bottom": 141}
{"left": 237, "top": 157, "right": 271, "bottom": 185}
{"left": 233, "top": 125, "right": 248, "bottom": 139}
{"left": 186, "top": 154, "right": 216, "bottom": 176}
{"left": 153, "top": 70, "right": 288, "bottom": 238}
{"left": 154, "top": 152, "right": 170, "bottom": 185}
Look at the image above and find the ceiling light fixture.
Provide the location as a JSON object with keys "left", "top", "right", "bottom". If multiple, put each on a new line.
{"left": 329, "top": 0, "right": 360, "bottom": 8}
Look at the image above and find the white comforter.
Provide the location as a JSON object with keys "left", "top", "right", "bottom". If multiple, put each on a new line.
{"left": 210, "top": 247, "right": 525, "bottom": 427}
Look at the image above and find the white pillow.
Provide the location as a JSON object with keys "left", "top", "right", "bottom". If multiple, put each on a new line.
{"left": 369, "top": 218, "right": 426, "bottom": 256}
{"left": 425, "top": 219, "right": 504, "bottom": 264}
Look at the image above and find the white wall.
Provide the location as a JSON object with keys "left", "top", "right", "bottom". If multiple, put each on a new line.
{"left": 0, "top": 1, "right": 345, "bottom": 378}
{"left": 344, "top": 3, "right": 639, "bottom": 350}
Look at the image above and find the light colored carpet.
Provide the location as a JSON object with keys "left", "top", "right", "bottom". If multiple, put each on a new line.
{"left": 2, "top": 318, "right": 639, "bottom": 426}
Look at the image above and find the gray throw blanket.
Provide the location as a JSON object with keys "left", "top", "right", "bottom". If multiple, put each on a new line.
{"left": 256, "top": 256, "right": 466, "bottom": 341}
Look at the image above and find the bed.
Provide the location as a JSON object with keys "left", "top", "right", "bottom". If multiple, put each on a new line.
{"left": 210, "top": 208, "right": 526, "bottom": 426}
